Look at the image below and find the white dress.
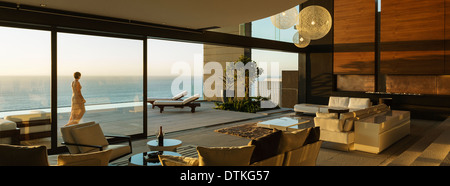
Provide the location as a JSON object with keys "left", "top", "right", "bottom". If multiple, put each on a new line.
{"left": 67, "top": 80, "right": 85, "bottom": 125}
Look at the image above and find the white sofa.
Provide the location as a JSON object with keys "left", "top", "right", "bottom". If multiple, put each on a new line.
{"left": 4, "top": 111, "right": 51, "bottom": 142}
{"left": 294, "top": 96, "right": 371, "bottom": 114}
{"left": 314, "top": 103, "right": 410, "bottom": 153}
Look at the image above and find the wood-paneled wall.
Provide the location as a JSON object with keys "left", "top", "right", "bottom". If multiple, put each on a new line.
{"left": 446, "top": 0, "right": 450, "bottom": 73}
{"left": 334, "top": 0, "right": 450, "bottom": 95}
{"left": 380, "top": 0, "right": 446, "bottom": 74}
{"left": 333, "top": 0, "right": 375, "bottom": 74}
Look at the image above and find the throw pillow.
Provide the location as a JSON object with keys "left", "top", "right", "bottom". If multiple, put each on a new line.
{"left": 248, "top": 129, "right": 282, "bottom": 164}
{"left": 71, "top": 123, "right": 109, "bottom": 153}
{"left": 277, "top": 129, "right": 309, "bottom": 154}
{"left": 196, "top": 145, "right": 255, "bottom": 166}
{"left": 328, "top": 96, "right": 349, "bottom": 108}
{"left": 158, "top": 155, "right": 199, "bottom": 166}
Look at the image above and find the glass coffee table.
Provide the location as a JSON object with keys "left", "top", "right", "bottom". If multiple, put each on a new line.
{"left": 256, "top": 117, "right": 311, "bottom": 131}
{"left": 147, "top": 139, "right": 182, "bottom": 152}
{"left": 128, "top": 151, "right": 181, "bottom": 166}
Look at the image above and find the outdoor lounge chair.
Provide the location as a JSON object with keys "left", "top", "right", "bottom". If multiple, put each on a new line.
{"left": 153, "top": 94, "right": 201, "bottom": 113}
{"left": 147, "top": 90, "right": 188, "bottom": 109}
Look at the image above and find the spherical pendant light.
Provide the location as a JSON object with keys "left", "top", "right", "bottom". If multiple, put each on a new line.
{"left": 293, "top": 32, "right": 310, "bottom": 48}
{"left": 270, "top": 7, "right": 299, "bottom": 29}
{"left": 297, "top": 5, "right": 332, "bottom": 40}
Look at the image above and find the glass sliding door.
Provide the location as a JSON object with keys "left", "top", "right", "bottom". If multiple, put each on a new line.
{"left": 147, "top": 38, "right": 203, "bottom": 134}
{"left": 57, "top": 32, "right": 143, "bottom": 146}
{"left": 0, "top": 26, "right": 52, "bottom": 148}
{"left": 251, "top": 49, "right": 298, "bottom": 108}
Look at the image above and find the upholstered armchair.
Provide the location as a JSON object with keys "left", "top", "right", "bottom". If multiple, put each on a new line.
{"left": 158, "top": 127, "right": 322, "bottom": 166}
{"left": 60, "top": 121, "right": 132, "bottom": 162}
{"left": 0, "top": 144, "right": 112, "bottom": 166}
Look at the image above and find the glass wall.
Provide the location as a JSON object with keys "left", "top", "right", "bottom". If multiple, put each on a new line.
{"left": 147, "top": 38, "right": 203, "bottom": 133}
{"left": 251, "top": 49, "right": 298, "bottom": 107}
{"left": 0, "top": 26, "right": 52, "bottom": 148}
{"left": 147, "top": 38, "right": 203, "bottom": 99}
{"left": 57, "top": 33, "right": 143, "bottom": 146}
{"left": 252, "top": 5, "right": 299, "bottom": 43}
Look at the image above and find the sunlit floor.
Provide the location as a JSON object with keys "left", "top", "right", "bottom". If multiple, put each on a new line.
{"left": 109, "top": 114, "right": 442, "bottom": 166}
{"left": 23, "top": 102, "right": 267, "bottom": 149}
{"left": 34, "top": 103, "right": 444, "bottom": 166}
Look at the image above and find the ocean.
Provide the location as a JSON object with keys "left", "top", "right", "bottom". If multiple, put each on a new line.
{"left": 0, "top": 76, "right": 203, "bottom": 114}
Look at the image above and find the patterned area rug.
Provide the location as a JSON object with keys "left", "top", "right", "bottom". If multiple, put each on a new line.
{"left": 177, "top": 145, "right": 198, "bottom": 158}
{"left": 214, "top": 123, "right": 274, "bottom": 140}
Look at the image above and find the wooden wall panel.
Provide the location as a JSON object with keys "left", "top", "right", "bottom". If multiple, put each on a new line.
{"left": 446, "top": 0, "right": 450, "bottom": 74}
{"left": 333, "top": 52, "right": 374, "bottom": 74}
{"left": 333, "top": 0, "right": 375, "bottom": 74}
{"left": 380, "top": 0, "right": 445, "bottom": 74}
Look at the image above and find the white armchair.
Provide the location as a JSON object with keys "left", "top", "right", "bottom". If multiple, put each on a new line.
{"left": 60, "top": 121, "right": 132, "bottom": 161}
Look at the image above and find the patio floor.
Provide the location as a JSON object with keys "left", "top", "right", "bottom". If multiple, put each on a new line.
{"left": 25, "top": 101, "right": 273, "bottom": 148}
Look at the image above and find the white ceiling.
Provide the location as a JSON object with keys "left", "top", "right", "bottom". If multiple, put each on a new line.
{"left": 3, "top": 0, "right": 307, "bottom": 29}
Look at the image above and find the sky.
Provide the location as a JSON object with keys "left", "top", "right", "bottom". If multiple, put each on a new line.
{"left": 0, "top": 5, "right": 299, "bottom": 77}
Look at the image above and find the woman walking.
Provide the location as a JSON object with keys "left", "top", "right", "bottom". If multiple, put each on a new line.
{"left": 66, "top": 72, "right": 86, "bottom": 126}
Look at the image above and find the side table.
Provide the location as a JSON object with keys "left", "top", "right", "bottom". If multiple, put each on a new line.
{"left": 147, "top": 139, "right": 182, "bottom": 152}
{"left": 128, "top": 151, "right": 181, "bottom": 166}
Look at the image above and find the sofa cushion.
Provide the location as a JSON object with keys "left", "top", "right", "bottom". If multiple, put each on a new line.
{"left": 314, "top": 117, "right": 343, "bottom": 132}
{"left": 348, "top": 98, "right": 371, "bottom": 109}
{"left": 304, "top": 127, "right": 320, "bottom": 145}
{"left": 316, "top": 112, "right": 338, "bottom": 119}
{"left": 197, "top": 145, "right": 255, "bottom": 166}
{"left": 60, "top": 121, "right": 96, "bottom": 154}
{"left": 328, "top": 97, "right": 349, "bottom": 108}
{"left": 4, "top": 112, "right": 51, "bottom": 122}
{"left": 158, "top": 155, "right": 199, "bottom": 166}
{"left": 172, "top": 90, "right": 188, "bottom": 100}
{"left": 182, "top": 94, "right": 200, "bottom": 104}
{"left": 71, "top": 123, "right": 109, "bottom": 153}
{"left": 373, "top": 104, "right": 389, "bottom": 113}
{"left": 248, "top": 129, "right": 282, "bottom": 164}
{"left": 57, "top": 149, "right": 112, "bottom": 166}
{"left": 0, "top": 119, "right": 17, "bottom": 130}
{"left": 251, "top": 153, "right": 285, "bottom": 166}
{"left": 343, "top": 118, "right": 356, "bottom": 132}
{"left": 0, "top": 144, "right": 49, "bottom": 166}
{"left": 294, "top": 104, "right": 322, "bottom": 113}
{"left": 153, "top": 100, "right": 184, "bottom": 106}
{"left": 277, "top": 129, "right": 309, "bottom": 154}
{"left": 353, "top": 108, "right": 370, "bottom": 119}
{"left": 283, "top": 140, "right": 322, "bottom": 166}
{"left": 103, "top": 144, "right": 131, "bottom": 160}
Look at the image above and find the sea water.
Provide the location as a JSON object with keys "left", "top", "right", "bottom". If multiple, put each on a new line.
{"left": 0, "top": 75, "right": 203, "bottom": 116}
